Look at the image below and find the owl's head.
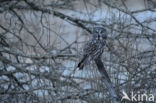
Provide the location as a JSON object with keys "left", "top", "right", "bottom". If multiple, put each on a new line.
{"left": 92, "top": 26, "right": 107, "bottom": 39}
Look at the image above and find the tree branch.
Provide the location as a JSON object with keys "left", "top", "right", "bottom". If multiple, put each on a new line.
{"left": 95, "top": 57, "right": 120, "bottom": 103}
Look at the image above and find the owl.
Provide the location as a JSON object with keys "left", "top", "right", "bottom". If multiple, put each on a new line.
{"left": 77, "top": 26, "right": 107, "bottom": 70}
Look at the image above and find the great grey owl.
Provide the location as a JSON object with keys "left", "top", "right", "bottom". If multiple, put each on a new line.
{"left": 77, "top": 26, "right": 107, "bottom": 70}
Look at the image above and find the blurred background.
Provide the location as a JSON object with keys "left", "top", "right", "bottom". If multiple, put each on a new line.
{"left": 0, "top": 0, "right": 156, "bottom": 103}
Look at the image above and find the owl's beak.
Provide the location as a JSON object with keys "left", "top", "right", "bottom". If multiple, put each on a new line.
{"left": 98, "top": 34, "right": 100, "bottom": 37}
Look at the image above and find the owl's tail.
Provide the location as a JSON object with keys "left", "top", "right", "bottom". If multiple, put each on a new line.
{"left": 77, "top": 56, "right": 87, "bottom": 70}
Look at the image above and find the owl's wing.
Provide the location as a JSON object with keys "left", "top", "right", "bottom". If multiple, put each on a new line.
{"left": 77, "top": 55, "right": 87, "bottom": 70}
{"left": 83, "top": 38, "right": 99, "bottom": 56}
{"left": 78, "top": 39, "right": 97, "bottom": 70}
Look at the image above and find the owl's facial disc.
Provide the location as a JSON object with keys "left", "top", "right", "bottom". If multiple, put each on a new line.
{"left": 92, "top": 26, "right": 108, "bottom": 39}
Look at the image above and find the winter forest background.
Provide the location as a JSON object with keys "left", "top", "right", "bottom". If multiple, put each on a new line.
{"left": 0, "top": 0, "right": 156, "bottom": 103}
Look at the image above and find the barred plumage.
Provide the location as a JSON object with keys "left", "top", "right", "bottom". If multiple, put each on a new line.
{"left": 78, "top": 26, "right": 107, "bottom": 70}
